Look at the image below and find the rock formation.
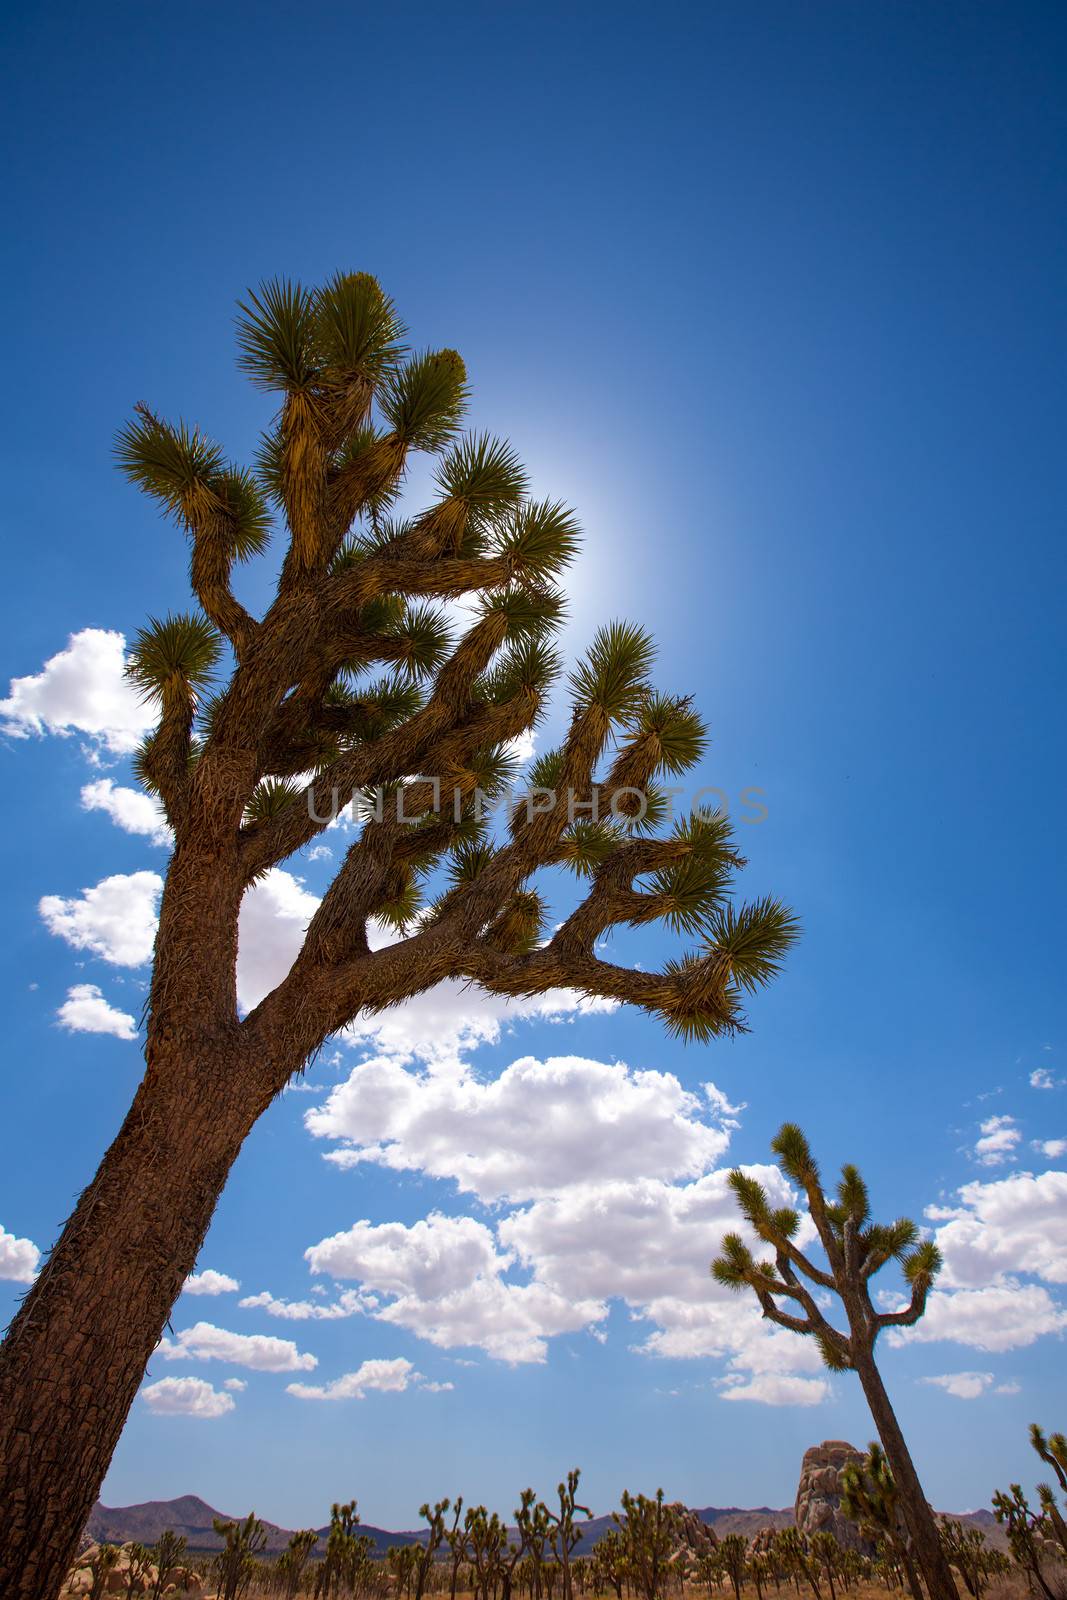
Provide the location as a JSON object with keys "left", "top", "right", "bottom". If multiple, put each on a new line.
{"left": 795, "top": 1440, "right": 874, "bottom": 1553}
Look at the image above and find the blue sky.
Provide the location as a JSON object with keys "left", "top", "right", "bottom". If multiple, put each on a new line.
{"left": 1, "top": 0, "right": 1066, "bottom": 1533}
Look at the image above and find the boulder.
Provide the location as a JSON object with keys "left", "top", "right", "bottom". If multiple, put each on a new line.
{"left": 795, "top": 1440, "right": 874, "bottom": 1553}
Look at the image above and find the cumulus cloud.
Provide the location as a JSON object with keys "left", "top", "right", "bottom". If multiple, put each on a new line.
{"left": 888, "top": 1283, "right": 1067, "bottom": 1353}
{"left": 184, "top": 1270, "right": 240, "bottom": 1296}
{"left": 157, "top": 1320, "right": 317, "bottom": 1372}
{"left": 40, "top": 871, "right": 162, "bottom": 967}
{"left": 1034, "top": 1139, "right": 1067, "bottom": 1159}
{"left": 974, "top": 1115, "right": 1021, "bottom": 1167}
{"left": 223, "top": 1378, "right": 247, "bottom": 1392}
{"left": 287, "top": 1356, "right": 423, "bottom": 1401}
{"left": 718, "top": 1373, "right": 829, "bottom": 1406}
{"left": 927, "top": 1170, "right": 1067, "bottom": 1288}
{"left": 236, "top": 869, "right": 320, "bottom": 1011}
{"left": 306, "top": 1211, "right": 602, "bottom": 1365}
{"left": 238, "top": 1288, "right": 373, "bottom": 1321}
{"left": 81, "top": 779, "right": 172, "bottom": 846}
{"left": 0, "top": 1223, "right": 41, "bottom": 1283}
{"left": 0, "top": 628, "right": 155, "bottom": 755}
{"left": 917, "top": 1371, "right": 994, "bottom": 1400}
{"left": 1030, "top": 1068, "right": 1063, "bottom": 1091}
{"left": 301, "top": 1167, "right": 824, "bottom": 1395}
{"left": 341, "top": 983, "right": 617, "bottom": 1068}
{"left": 141, "top": 1376, "right": 236, "bottom": 1418}
{"left": 308, "top": 1054, "right": 736, "bottom": 1203}
{"left": 55, "top": 983, "right": 137, "bottom": 1040}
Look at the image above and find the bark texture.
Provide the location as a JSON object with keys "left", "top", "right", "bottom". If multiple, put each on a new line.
{"left": 854, "top": 1355, "right": 960, "bottom": 1600}
{"left": 0, "top": 1027, "right": 263, "bottom": 1600}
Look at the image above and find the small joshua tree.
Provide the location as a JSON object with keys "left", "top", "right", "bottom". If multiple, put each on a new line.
{"left": 415, "top": 1500, "right": 452, "bottom": 1600}
{"left": 148, "top": 1529, "right": 188, "bottom": 1600}
{"left": 0, "top": 270, "right": 797, "bottom": 1600}
{"left": 712, "top": 1125, "right": 954, "bottom": 1600}
{"left": 717, "top": 1534, "right": 749, "bottom": 1600}
{"left": 992, "top": 1486, "right": 1059, "bottom": 1600}
{"left": 123, "top": 1543, "right": 152, "bottom": 1597}
{"left": 840, "top": 1447, "right": 921, "bottom": 1600}
{"left": 546, "top": 1469, "right": 593, "bottom": 1600}
{"left": 613, "top": 1490, "right": 679, "bottom": 1600}
{"left": 278, "top": 1528, "right": 320, "bottom": 1600}
{"left": 87, "top": 1545, "right": 120, "bottom": 1600}
{"left": 213, "top": 1514, "right": 267, "bottom": 1600}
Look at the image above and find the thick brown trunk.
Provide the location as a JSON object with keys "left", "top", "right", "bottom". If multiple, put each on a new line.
{"left": 0, "top": 1028, "right": 269, "bottom": 1600}
{"left": 853, "top": 1351, "right": 958, "bottom": 1600}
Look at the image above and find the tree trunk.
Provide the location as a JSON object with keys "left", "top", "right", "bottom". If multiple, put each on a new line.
{"left": 0, "top": 1027, "right": 269, "bottom": 1600}
{"left": 853, "top": 1351, "right": 959, "bottom": 1600}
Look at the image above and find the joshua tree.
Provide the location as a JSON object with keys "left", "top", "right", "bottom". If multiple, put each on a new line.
{"left": 415, "top": 1500, "right": 452, "bottom": 1600}
{"left": 546, "top": 1470, "right": 592, "bottom": 1600}
{"left": 123, "top": 1543, "right": 152, "bottom": 1597}
{"left": 613, "top": 1489, "right": 680, "bottom": 1600}
{"left": 213, "top": 1514, "right": 267, "bottom": 1600}
{"left": 1031, "top": 1425, "right": 1067, "bottom": 1495}
{"left": 278, "top": 1529, "right": 320, "bottom": 1600}
{"left": 712, "top": 1125, "right": 954, "bottom": 1600}
{"left": 445, "top": 1498, "right": 469, "bottom": 1600}
{"left": 1029, "top": 1424, "right": 1067, "bottom": 1559}
{"left": 938, "top": 1521, "right": 997, "bottom": 1600}
{"left": 992, "top": 1486, "right": 1059, "bottom": 1600}
{"left": 86, "top": 1545, "right": 120, "bottom": 1600}
{"left": 148, "top": 1529, "right": 188, "bottom": 1600}
{"left": 0, "top": 273, "right": 796, "bottom": 1600}
{"left": 772, "top": 1531, "right": 821, "bottom": 1600}
{"left": 315, "top": 1501, "right": 362, "bottom": 1599}
{"left": 718, "top": 1534, "right": 749, "bottom": 1600}
{"left": 809, "top": 1534, "right": 841, "bottom": 1600}
{"left": 591, "top": 1530, "right": 628, "bottom": 1600}
{"left": 839, "top": 1445, "right": 921, "bottom": 1600}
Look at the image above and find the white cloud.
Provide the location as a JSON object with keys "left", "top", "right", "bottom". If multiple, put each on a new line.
{"left": 974, "top": 1114, "right": 1021, "bottom": 1167}
{"left": 287, "top": 1356, "right": 421, "bottom": 1402}
{"left": 995, "top": 1380, "right": 1021, "bottom": 1395}
{"left": 236, "top": 869, "right": 321, "bottom": 1011}
{"left": 306, "top": 1211, "right": 602, "bottom": 1365}
{"left": 184, "top": 1270, "right": 240, "bottom": 1296}
{"left": 40, "top": 871, "right": 162, "bottom": 967}
{"left": 341, "top": 982, "right": 617, "bottom": 1068}
{"left": 81, "top": 779, "right": 172, "bottom": 846}
{"left": 1034, "top": 1139, "right": 1067, "bottom": 1159}
{"left": 0, "top": 628, "right": 155, "bottom": 755}
{"left": 1030, "top": 1068, "right": 1063, "bottom": 1091}
{"left": 928, "top": 1169, "right": 1067, "bottom": 1288}
{"left": 0, "top": 1223, "right": 40, "bottom": 1283}
{"left": 141, "top": 1376, "right": 236, "bottom": 1418}
{"left": 306, "top": 845, "right": 333, "bottom": 862}
{"left": 157, "top": 1320, "right": 317, "bottom": 1372}
{"left": 302, "top": 1166, "right": 824, "bottom": 1382}
{"left": 888, "top": 1283, "right": 1067, "bottom": 1353}
{"left": 308, "top": 1054, "right": 736, "bottom": 1203}
{"left": 55, "top": 983, "right": 137, "bottom": 1040}
{"left": 718, "top": 1373, "right": 829, "bottom": 1407}
{"left": 307, "top": 1213, "right": 508, "bottom": 1301}
{"left": 238, "top": 1288, "right": 372, "bottom": 1321}
{"left": 918, "top": 1371, "right": 994, "bottom": 1400}
{"left": 223, "top": 1378, "right": 247, "bottom": 1392}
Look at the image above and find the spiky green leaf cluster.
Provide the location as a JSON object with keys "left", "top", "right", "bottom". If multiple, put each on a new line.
{"left": 569, "top": 622, "right": 655, "bottom": 720}
{"left": 126, "top": 613, "right": 222, "bottom": 701}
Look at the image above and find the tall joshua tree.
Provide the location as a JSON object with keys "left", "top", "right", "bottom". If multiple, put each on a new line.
{"left": 712, "top": 1125, "right": 955, "bottom": 1600}
{"left": 0, "top": 272, "right": 797, "bottom": 1599}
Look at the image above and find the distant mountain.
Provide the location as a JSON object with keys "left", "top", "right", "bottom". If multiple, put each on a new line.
{"left": 86, "top": 1496, "right": 421, "bottom": 1556}
{"left": 85, "top": 1495, "right": 1007, "bottom": 1557}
